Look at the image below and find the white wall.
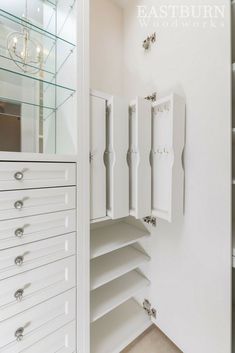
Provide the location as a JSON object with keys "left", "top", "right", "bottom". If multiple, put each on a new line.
{"left": 90, "top": 0, "right": 124, "bottom": 95}
{"left": 122, "top": 1, "right": 231, "bottom": 353}
{"left": 90, "top": 0, "right": 232, "bottom": 352}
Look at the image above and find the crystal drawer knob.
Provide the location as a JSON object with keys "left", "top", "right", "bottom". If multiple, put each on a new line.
{"left": 14, "top": 172, "right": 24, "bottom": 181}
{"left": 15, "top": 327, "right": 24, "bottom": 342}
{"left": 15, "top": 228, "right": 24, "bottom": 238}
{"left": 14, "top": 200, "right": 24, "bottom": 210}
{"left": 14, "top": 289, "right": 24, "bottom": 302}
{"left": 15, "top": 256, "right": 24, "bottom": 266}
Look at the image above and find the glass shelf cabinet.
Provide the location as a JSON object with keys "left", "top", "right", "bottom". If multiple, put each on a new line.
{"left": 0, "top": 0, "right": 77, "bottom": 154}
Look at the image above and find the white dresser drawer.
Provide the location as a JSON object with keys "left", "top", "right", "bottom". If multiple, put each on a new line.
{"left": 0, "top": 186, "right": 76, "bottom": 221}
{"left": 0, "top": 256, "right": 76, "bottom": 321}
{"left": 0, "top": 162, "right": 76, "bottom": 190}
{"left": 15, "top": 321, "right": 76, "bottom": 353}
{"left": 0, "top": 288, "right": 76, "bottom": 352}
{"left": 0, "top": 233, "right": 76, "bottom": 280}
{"left": 0, "top": 209, "right": 76, "bottom": 250}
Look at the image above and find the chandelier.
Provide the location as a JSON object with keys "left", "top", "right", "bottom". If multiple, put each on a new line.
{"left": 7, "top": 0, "right": 43, "bottom": 74}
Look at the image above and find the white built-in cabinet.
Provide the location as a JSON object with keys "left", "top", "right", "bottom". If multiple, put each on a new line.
{"left": 90, "top": 91, "right": 185, "bottom": 224}
{"left": 89, "top": 87, "right": 185, "bottom": 352}
{"left": 0, "top": 0, "right": 81, "bottom": 352}
{"left": 0, "top": 159, "right": 78, "bottom": 353}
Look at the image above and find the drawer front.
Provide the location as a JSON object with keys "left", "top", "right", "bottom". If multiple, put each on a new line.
{"left": 0, "top": 256, "right": 76, "bottom": 321}
{"left": 0, "top": 209, "right": 76, "bottom": 250}
{"left": 0, "top": 288, "right": 76, "bottom": 352}
{"left": 0, "top": 186, "right": 76, "bottom": 221}
{"left": 14, "top": 321, "right": 76, "bottom": 353}
{"left": 0, "top": 162, "right": 76, "bottom": 190}
{"left": 0, "top": 233, "right": 76, "bottom": 280}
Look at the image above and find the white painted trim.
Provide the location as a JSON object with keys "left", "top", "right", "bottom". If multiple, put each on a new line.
{"left": 90, "top": 216, "right": 111, "bottom": 224}
{"left": 76, "top": 1, "right": 90, "bottom": 353}
{"left": 0, "top": 152, "right": 77, "bottom": 162}
{"left": 90, "top": 89, "right": 112, "bottom": 101}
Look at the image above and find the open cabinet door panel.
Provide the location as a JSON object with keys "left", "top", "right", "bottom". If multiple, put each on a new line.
{"left": 106, "top": 96, "right": 129, "bottom": 219}
{"left": 152, "top": 94, "right": 185, "bottom": 222}
{"left": 90, "top": 94, "right": 107, "bottom": 220}
{"left": 129, "top": 97, "right": 152, "bottom": 219}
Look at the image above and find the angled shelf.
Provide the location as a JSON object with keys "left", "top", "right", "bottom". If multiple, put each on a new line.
{"left": 90, "top": 222, "right": 150, "bottom": 259}
{"left": 91, "top": 299, "right": 151, "bottom": 353}
{"left": 90, "top": 245, "right": 150, "bottom": 290}
{"left": 90, "top": 270, "right": 150, "bottom": 323}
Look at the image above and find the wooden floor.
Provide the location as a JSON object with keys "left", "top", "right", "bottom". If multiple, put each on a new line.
{"left": 122, "top": 326, "right": 182, "bottom": 353}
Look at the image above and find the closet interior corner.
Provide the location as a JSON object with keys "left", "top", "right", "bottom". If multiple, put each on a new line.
{"left": 89, "top": 1, "right": 185, "bottom": 352}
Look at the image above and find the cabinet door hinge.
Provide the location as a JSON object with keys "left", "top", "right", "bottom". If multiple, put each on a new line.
{"left": 143, "top": 216, "right": 157, "bottom": 227}
{"left": 143, "top": 299, "right": 157, "bottom": 319}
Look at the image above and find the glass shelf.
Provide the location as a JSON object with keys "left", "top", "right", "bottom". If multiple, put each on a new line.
{"left": 0, "top": 8, "right": 76, "bottom": 48}
{"left": 0, "top": 0, "right": 77, "bottom": 155}
{"left": 0, "top": 67, "right": 75, "bottom": 95}
{"left": 0, "top": 96, "right": 59, "bottom": 127}
{"left": 0, "top": 67, "right": 75, "bottom": 115}
{"left": 0, "top": 45, "right": 75, "bottom": 84}
{"left": 0, "top": 1, "right": 76, "bottom": 82}
{"left": 0, "top": 50, "right": 55, "bottom": 82}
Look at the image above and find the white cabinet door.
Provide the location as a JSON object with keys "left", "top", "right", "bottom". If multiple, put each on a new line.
{"left": 0, "top": 209, "right": 76, "bottom": 250}
{"left": 0, "top": 233, "right": 75, "bottom": 280}
{"left": 0, "top": 289, "right": 76, "bottom": 353}
{"left": 0, "top": 162, "right": 76, "bottom": 190}
{"left": 90, "top": 94, "right": 107, "bottom": 220}
{"left": 0, "top": 186, "right": 76, "bottom": 221}
{"left": 0, "top": 256, "right": 76, "bottom": 321}
{"left": 106, "top": 96, "right": 129, "bottom": 219}
{"left": 129, "top": 97, "right": 152, "bottom": 219}
{"left": 152, "top": 94, "right": 185, "bottom": 222}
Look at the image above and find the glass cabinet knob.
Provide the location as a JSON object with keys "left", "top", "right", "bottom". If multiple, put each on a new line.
{"left": 14, "top": 172, "right": 24, "bottom": 181}
{"left": 15, "top": 256, "right": 24, "bottom": 266}
{"left": 14, "top": 200, "right": 24, "bottom": 210}
{"left": 15, "top": 327, "right": 24, "bottom": 342}
{"left": 14, "top": 289, "right": 24, "bottom": 302}
{"left": 15, "top": 228, "right": 24, "bottom": 238}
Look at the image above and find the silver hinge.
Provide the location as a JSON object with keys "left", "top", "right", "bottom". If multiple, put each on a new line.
{"left": 143, "top": 216, "right": 157, "bottom": 227}
{"left": 145, "top": 92, "right": 157, "bottom": 102}
{"left": 143, "top": 299, "right": 157, "bottom": 319}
